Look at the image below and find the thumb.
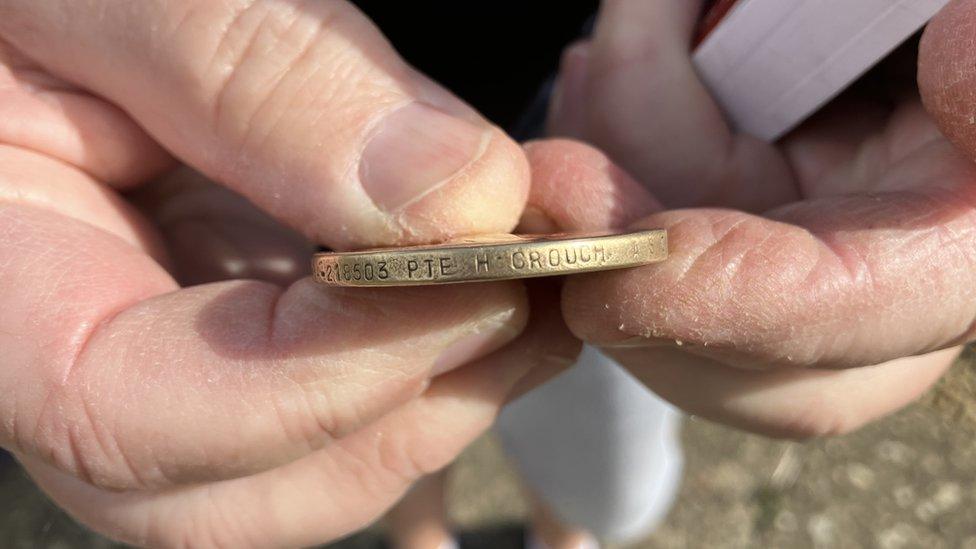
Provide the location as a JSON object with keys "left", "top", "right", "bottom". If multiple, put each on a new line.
{"left": 0, "top": 0, "right": 529, "bottom": 249}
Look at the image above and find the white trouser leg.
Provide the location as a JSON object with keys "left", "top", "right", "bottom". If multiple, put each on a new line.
{"left": 496, "top": 345, "right": 683, "bottom": 542}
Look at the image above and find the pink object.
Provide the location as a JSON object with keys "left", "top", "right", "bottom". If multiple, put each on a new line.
{"left": 692, "top": 0, "right": 949, "bottom": 141}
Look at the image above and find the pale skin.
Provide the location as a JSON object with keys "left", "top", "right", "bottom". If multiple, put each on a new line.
{"left": 2, "top": 1, "right": 976, "bottom": 548}
{"left": 0, "top": 1, "right": 584, "bottom": 546}
{"left": 539, "top": 0, "right": 976, "bottom": 438}
{"left": 396, "top": 2, "right": 976, "bottom": 547}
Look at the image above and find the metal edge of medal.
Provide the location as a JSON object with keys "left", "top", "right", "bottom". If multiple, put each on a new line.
{"left": 311, "top": 230, "right": 668, "bottom": 287}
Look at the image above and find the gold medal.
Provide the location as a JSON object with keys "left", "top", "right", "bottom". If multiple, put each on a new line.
{"left": 312, "top": 229, "right": 667, "bottom": 287}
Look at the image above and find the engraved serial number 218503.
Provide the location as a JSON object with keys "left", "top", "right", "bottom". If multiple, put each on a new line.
{"left": 318, "top": 261, "right": 389, "bottom": 283}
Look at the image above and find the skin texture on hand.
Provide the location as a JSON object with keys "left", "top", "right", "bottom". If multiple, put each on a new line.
{"left": 0, "top": 1, "right": 586, "bottom": 546}
{"left": 0, "top": 0, "right": 530, "bottom": 248}
{"left": 537, "top": 0, "right": 976, "bottom": 439}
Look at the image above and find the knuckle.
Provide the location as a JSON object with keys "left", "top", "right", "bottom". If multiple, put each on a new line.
{"left": 194, "top": 1, "right": 365, "bottom": 138}
{"left": 340, "top": 417, "right": 457, "bottom": 497}
{"left": 375, "top": 429, "right": 445, "bottom": 482}
{"left": 271, "top": 386, "right": 343, "bottom": 453}
{"left": 28, "top": 370, "right": 152, "bottom": 490}
{"left": 273, "top": 370, "right": 428, "bottom": 458}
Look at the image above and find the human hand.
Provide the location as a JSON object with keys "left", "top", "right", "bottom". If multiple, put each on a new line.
{"left": 528, "top": 0, "right": 976, "bottom": 438}
{"left": 0, "top": 1, "right": 580, "bottom": 546}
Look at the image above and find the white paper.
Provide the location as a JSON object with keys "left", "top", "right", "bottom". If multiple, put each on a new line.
{"left": 692, "top": 0, "right": 949, "bottom": 141}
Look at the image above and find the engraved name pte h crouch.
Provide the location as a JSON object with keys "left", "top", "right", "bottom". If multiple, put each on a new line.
{"left": 312, "top": 230, "right": 667, "bottom": 287}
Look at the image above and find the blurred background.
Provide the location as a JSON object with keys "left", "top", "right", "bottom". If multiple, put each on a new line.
{"left": 4, "top": 2, "right": 976, "bottom": 547}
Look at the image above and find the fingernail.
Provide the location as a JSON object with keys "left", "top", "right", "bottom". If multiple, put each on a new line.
{"left": 437, "top": 539, "right": 460, "bottom": 549}
{"left": 518, "top": 205, "right": 560, "bottom": 233}
{"left": 360, "top": 102, "right": 490, "bottom": 212}
{"left": 431, "top": 309, "right": 520, "bottom": 376}
{"left": 549, "top": 42, "right": 591, "bottom": 137}
{"left": 527, "top": 531, "right": 600, "bottom": 549}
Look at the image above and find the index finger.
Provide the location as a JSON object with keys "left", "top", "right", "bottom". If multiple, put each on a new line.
{"left": 0, "top": 0, "right": 529, "bottom": 249}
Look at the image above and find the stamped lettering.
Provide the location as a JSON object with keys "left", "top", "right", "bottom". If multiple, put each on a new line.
{"left": 510, "top": 245, "right": 611, "bottom": 270}
{"left": 311, "top": 229, "right": 665, "bottom": 286}
{"left": 475, "top": 253, "right": 490, "bottom": 272}
{"left": 319, "top": 260, "right": 390, "bottom": 283}
{"left": 439, "top": 257, "right": 457, "bottom": 276}
{"left": 406, "top": 256, "right": 461, "bottom": 279}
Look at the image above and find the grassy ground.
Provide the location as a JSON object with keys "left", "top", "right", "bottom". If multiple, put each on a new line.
{"left": 3, "top": 349, "right": 975, "bottom": 548}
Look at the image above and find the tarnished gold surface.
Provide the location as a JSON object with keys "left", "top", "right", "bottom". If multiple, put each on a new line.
{"left": 312, "top": 230, "right": 667, "bottom": 287}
